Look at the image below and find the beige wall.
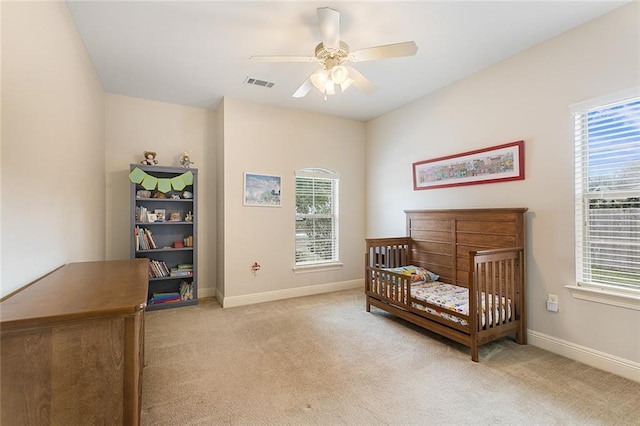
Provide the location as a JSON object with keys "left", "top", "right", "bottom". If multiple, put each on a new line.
{"left": 366, "top": 3, "right": 640, "bottom": 370}
{"left": 220, "top": 98, "right": 365, "bottom": 305}
{"left": 104, "top": 93, "right": 216, "bottom": 295}
{"left": 102, "top": 95, "right": 365, "bottom": 305}
{"left": 1, "top": 1, "right": 105, "bottom": 297}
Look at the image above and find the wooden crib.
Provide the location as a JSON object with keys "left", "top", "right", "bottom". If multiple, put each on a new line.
{"left": 365, "top": 208, "right": 527, "bottom": 361}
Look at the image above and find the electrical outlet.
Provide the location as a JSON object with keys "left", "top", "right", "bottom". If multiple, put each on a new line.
{"left": 547, "top": 293, "right": 559, "bottom": 312}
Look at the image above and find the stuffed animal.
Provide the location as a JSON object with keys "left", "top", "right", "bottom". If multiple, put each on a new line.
{"left": 141, "top": 151, "right": 158, "bottom": 166}
{"left": 180, "top": 152, "right": 194, "bottom": 168}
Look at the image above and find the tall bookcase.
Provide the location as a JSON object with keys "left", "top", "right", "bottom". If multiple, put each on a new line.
{"left": 130, "top": 164, "right": 198, "bottom": 310}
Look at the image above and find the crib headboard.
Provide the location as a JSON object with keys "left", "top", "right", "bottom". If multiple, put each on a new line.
{"left": 404, "top": 208, "right": 527, "bottom": 288}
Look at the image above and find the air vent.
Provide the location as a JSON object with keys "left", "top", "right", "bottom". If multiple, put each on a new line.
{"left": 245, "top": 77, "right": 275, "bottom": 88}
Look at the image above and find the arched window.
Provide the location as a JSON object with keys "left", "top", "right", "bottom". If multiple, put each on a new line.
{"left": 294, "top": 168, "right": 339, "bottom": 266}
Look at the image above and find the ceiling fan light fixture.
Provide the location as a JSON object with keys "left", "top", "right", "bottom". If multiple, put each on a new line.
{"left": 325, "top": 80, "right": 335, "bottom": 95}
{"left": 331, "top": 65, "right": 349, "bottom": 85}
{"left": 310, "top": 64, "right": 352, "bottom": 96}
{"left": 310, "top": 69, "right": 328, "bottom": 92}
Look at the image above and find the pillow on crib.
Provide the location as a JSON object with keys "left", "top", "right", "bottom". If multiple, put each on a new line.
{"left": 424, "top": 269, "right": 440, "bottom": 282}
{"left": 384, "top": 265, "right": 439, "bottom": 283}
{"left": 417, "top": 268, "right": 439, "bottom": 283}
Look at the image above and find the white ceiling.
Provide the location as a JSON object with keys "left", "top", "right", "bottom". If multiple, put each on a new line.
{"left": 67, "top": 1, "right": 629, "bottom": 122}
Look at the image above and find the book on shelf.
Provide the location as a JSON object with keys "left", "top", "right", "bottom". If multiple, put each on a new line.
{"left": 179, "top": 281, "right": 193, "bottom": 300}
{"left": 148, "top": 260, "right": 170, "bottom": 278}
{"left": 150, "top": 292, "right": 182, "bottom": 304}
{"left": 145, "top": 228, "right": 157, "bottom": 249}
{"left": 135, "top": 226, "right": 158, "bottom": 250}
{"left": 136, "top": 206, "right": 148, "bottom": 222}
{"left": 135, "top": 226, "right": 143, "bottom": 250}
{"left": 148, "top": 261, "right": 157, "bottom": 278}
{"left": 170, "top": 268, "right": 193, "bottom": 277}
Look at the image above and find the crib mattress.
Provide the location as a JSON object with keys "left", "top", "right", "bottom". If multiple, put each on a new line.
{"left": 410, "top": 281, "right": 511, "bottom": 327}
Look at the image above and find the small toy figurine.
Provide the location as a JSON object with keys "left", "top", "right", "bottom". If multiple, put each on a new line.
{"left": 141, "top": 151, "right": 158, "bottom": 166}
{"left": 180, "top": 151, "right": 194, "bottom": 168}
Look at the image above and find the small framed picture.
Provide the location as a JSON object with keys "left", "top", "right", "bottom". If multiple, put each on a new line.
{"left": 154, "top": 209, "right": 166, "bottom": 222}
{"left": 169, "top": 211, "right": 182, "bottom": 221}
{"left": 243, "top": 172, "right": 281, "bottom": 207}
{"left": 146, "top": 213, "right": 158, "bottom": 223}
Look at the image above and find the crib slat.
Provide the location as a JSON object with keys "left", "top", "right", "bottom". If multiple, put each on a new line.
{"left": 493, "top": 260, "right": 498, "bottom": 327}
{"left": 509, "top": 258, "right": 512, "bottom": 323}
{"left": 484, "top": 262, "right": 489, "bottom": 329}
{"left": 493, "top": 260, "right": 507, "bottom": 324}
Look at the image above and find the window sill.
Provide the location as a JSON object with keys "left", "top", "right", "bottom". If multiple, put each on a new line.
{"left": 565, "top": 284, "right": 640, "bottom": 311}
{"left": 293, "top": 262, "right": 343, "bottom": 274}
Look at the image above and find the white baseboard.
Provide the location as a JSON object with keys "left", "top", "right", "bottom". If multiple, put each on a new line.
{"left": 221, "top": 279, "right": 363, "bottom": 308}
{"left": 528, "top": 330, "right": 640, "bottom": 382}
{"left": 197, "top": 286, "right": 217, "bottom": 299}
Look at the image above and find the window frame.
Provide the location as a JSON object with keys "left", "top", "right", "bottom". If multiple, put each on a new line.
{"left": 293, "top": 168, "right": 341, "bottom": 272}
{"left": 568, "top": 87, "right": 640, "bottom": 310}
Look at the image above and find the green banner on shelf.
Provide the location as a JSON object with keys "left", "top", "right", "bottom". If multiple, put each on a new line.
{"left": 170, "top": 175, "right": 186, "bottom": 191}
{"left": 129, "top": 167, "right": 193, "bottom": 192}
{"left": 182, "top": 170, "right": 194, "bottom": 185}
{"left": 141, "top": 174, "right": 158, "bottom": 190}
{"left": 129, "top": 167, "right": 145, "bottom": 184}
{"left": 157, "top": 178, "right": 172, "bottom": 193}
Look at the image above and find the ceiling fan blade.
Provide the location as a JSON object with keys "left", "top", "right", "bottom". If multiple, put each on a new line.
{"left": 292, "top": 78, "right": 313, "bottom": 98}
{"left": 351, "top": 41, "right": 418, "bottom": 62}
{"left": 317, "top": 7, "right": 340, "bottom": 50}
{"left": 346, "top": 66, "right": 376, "bottom": 94}
{"left": 250, "top": 55, "right": 316, "bottom": 63}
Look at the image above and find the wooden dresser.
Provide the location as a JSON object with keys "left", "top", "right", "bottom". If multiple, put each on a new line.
{"left": 1, "top": 259, "right": 149, "bottom": 425}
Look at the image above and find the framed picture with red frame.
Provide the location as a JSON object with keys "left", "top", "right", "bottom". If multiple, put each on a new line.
{"left": 412, "top": 140, "right": 525, "bottom": 190}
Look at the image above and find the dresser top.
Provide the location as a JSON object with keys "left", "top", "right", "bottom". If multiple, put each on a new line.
{"left": 1, "top": 259, "right": 149, "bottom": 328}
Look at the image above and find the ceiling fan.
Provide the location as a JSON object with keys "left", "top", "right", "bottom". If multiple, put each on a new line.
{"left": 250, "top": 7, "right": 418, "bottom": 99}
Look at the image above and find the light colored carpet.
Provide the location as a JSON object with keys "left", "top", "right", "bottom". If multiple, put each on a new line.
{"left": 141, "top": 289, "right": 640, "bottom": 425}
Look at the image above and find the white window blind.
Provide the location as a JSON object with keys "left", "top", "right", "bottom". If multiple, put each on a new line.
{"left": 574, "top": 92, "right": 640, "bottom": 291}
{"left": 295, "top": 168, "right": 339, "bottom": 265}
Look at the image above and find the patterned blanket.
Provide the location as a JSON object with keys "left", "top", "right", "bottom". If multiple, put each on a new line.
{"left": 411, "top": 281, "right": 511, "bottom": 327}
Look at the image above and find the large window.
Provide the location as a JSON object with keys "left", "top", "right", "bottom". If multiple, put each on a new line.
{"left": 295, "top": 168, "right": 339, "bottom": 266}
{"left": 573, "top": 91, "right": 640, "bottom": 294}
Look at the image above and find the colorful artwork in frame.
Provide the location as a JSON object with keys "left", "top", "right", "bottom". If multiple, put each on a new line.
{"left": 412, "top": 140, "right": 525, "bottom": 190}
{"left": 243, "top": 173, "right": 282, "bottom": 207}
